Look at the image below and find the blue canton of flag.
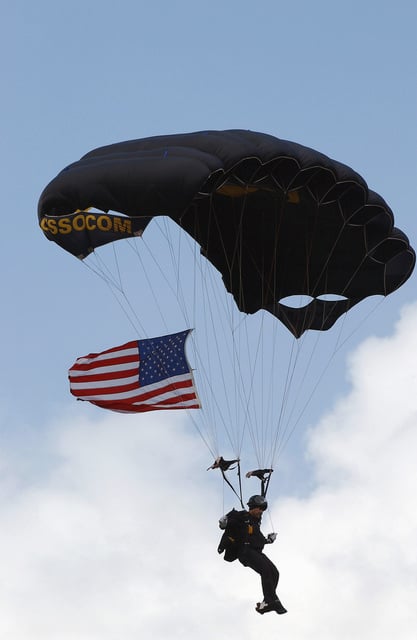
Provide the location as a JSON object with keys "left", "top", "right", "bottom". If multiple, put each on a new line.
{"left": 139, "top": 331, "right": 192, "bottom": 385}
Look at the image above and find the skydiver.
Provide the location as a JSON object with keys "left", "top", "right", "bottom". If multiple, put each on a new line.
{"left": 218, "top": 495, "right": 287, "bottom": 615}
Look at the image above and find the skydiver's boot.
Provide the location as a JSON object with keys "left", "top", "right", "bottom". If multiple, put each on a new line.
{"left": 255, "top": 598, "right": 287, "bottom": 615}
{"left": 271, "top": 598, "right": 287, "bottom": 614}
{"left": 255, "top": 600, "right": 271, "bottom": 614}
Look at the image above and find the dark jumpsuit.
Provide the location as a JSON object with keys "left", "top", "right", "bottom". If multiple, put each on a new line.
{"left": 227, "top": 510, "right": 279, "bottom": 604}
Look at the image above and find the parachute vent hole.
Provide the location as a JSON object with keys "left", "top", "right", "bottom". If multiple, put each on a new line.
{"left": 279, "top": 295, "right": 314, "bottom": 309}
{"left": 316, "top": 294, "right": 348, "bottom": 302}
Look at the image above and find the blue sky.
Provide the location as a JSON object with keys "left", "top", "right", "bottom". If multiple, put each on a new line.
{"left": 1, "top": 1, "right": 416, "bottom": 638}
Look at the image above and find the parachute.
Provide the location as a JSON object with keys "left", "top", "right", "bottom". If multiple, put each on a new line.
{"left": 38, "top": 130, "right": 415, "bottom": 498}
{"left": 39, "top": 130, "right": 415, "bottom": 338}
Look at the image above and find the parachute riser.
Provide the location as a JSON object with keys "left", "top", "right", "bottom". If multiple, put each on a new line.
{"left": 245, "top": 468, "right": 273, "bottom": 499}
{"left": 207, "top": 456, "right": 244, "bottom": 508}
{"left": 208, "top": 457, "right": 274, "bottom": 507}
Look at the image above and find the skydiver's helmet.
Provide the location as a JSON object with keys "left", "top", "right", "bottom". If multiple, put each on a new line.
{"left": 247, "top": 495, "right": 268, "bottom": 511}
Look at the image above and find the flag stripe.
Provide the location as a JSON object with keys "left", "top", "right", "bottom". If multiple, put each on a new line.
{"left": 75, "top": 342, "right": 138, "bottom": 362}
{"left": 71, "top": 373, "right": 193, "bottom": 398}
{"left": 91, "top": 392, "right": 201, "bottom": 413}
{"left": 70, "top": 356, "right": 139, "bottom": 373}
{"left": 76, "top": 375, "right": 195, "bottom": 401}
{"left": 69, "top": 368, "right": 139, "bottom": 383}
{"left": 70, "top": 373, "right": 139, "bottom": 389}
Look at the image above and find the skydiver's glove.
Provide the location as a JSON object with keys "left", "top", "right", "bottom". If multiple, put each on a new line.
{"left": 266, "top": 532, "right": 277, "bottom": 544}
{"left": 219, "top": 516, "right": 228, "bottom": 530}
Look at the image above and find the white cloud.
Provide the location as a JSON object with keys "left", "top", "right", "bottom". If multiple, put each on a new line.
{"left": 1, "top": 302, "right": 417, "bottom": 638}
{"left": 0, "top": 412, "right": 254, "bottom": 639}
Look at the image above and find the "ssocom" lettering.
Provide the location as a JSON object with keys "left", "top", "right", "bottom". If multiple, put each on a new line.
{"left": 40, "top": 213, "right": 132, "bottom": 235}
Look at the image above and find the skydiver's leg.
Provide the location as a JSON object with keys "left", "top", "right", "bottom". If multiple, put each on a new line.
{"left": 239, "top": 549, "right": 279, "bottom": 603}
{"left": 258, "top": 553, "right": 279, "bottom": 603}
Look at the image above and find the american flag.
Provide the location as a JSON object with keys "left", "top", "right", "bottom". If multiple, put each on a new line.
{"left": 68, "top": 330, "right": 201, "bottom": 413}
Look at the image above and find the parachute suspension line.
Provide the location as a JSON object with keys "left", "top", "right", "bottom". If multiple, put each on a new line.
{"left": 271, "top": 297, "right": 382, "bottom": 465}
{"left": 241, "top": 314, "right": 273, "bottom": 468}
{"left": 145, "top": 219, "right": 224, "bottom": 453}
{"left": 257, "top": 188, "right": 296, "bottom": 470}
{"left": 180, "top": 211, "right": 242, "bottom": 457}
{"left": 222, "top": 296, "right": 258, "bottom": 459}
{"left": 83, "top": 247, "right": 123, "bottom": 291}
{"left": 333, "top": 297, "right": 386, "bottom": 353}
{"left": 243, "top": 316, "right": 264, "bottom": 466}
{"left": 157, "top": 218, "right": 192, "bottom": 328}
{"left": 223, "top": 191, "right": 275, "bottom": 462}
{"left": 181, "top": 194, "right": 246, "bottom": 460}
{"left": 197, "top": 198, "right": 250, "bottom": 458}
{"left": 126, "top": 236, "right": 176, "bottom": 335}
{"left": 264, "top": 324, "right": 284, "bottom": 470}
{"left": 131, "top": 220, "right": 238, "bottom": 458}
{"left": 267, "top": 205, "right": 347, "bottom": 465}
{"left": 190, "top": 252, "right": 234, "bottom": 456}
{"left": 245, "top": 316, "right": 285, "bottom": 471}
{"left": 225, "top": 190, "right": 266, "bottom": 462}
{"left": 252, "top": 316, "right": 265, "bottom": 465}
{"left": 268, "top": 300, "right": 387, "bottom": 468}
{"left": 111, "top": 241, "right": 124, "bottom": 292}
{"left": 186, "top": 411, "right": 218, "bottom": 460}
{"left": 266, "top": 191, "right": 381, "bottom": 463}
{"left": 270, "top": 331, "right": 323, "bottom": 463}
{"left": 202, "top": 186, "right": 307, "bottom": 473}
{"left": 261, "top": 186, "right": 297, "bottom": 470}
{"left": 83, "top": 250, "right": 148, "bottom": 336}
{"left": 235, "top": 185, "right": 298, "bottom": 472}
{"left": 138, "top": 217, "right": 246, "bottom": 461}
{"left": 267, "top": 313, "right": 341, "bottom": 468}
{"left": 84, "top": 203, "right": 390, "bottom": 490}
{"left": 199, "top": 289, "right": 249, "bottom": 460}
{"left": 284, "top": 334, "right": 323, "bottom": 437}
{"left": 190, "top": 188, "right": 283, "bottom": 468}
{"left": 266, "top": 195, "right": 389, "bottom": 463}
{"left": 190, "top": 248, "right": 221, "bottom": 453}
{"left": 267, "top": 335, "right": 301, "bottom": 466}
{"left": 264, "top": 197, "right": 344, "bottom": 464}
{"left": 252, "top": 184, "right": 298, "bottom": 470}
{"left": 278, "top": 336, "right": 346, "bottom": 461}
{"left": 147, "top": 219, "right": 223, "bottom": 457}
{"left": 263, "top": 317, "right": 281, "bottom": 466}
{"left": 242, "top": 188, "right": 352, "bottom": 469}
{"left": 195, "top": 240, "right": 230, "bottom": 450}
{"left": 200, "top": 269, "right": 241, "bottom": 455}
{"left": 268, "top": 324, "right": 298, "bottom": 469}
{"left": 232, "top": 317, "right": 267, "bottom": 459}
{"left": 85, "top": 224, "right": 218, "bottom": 461}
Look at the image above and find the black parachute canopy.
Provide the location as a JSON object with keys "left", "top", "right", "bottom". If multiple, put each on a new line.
{"left": 38, "top": 130, "right": 415, "bottom": 337}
